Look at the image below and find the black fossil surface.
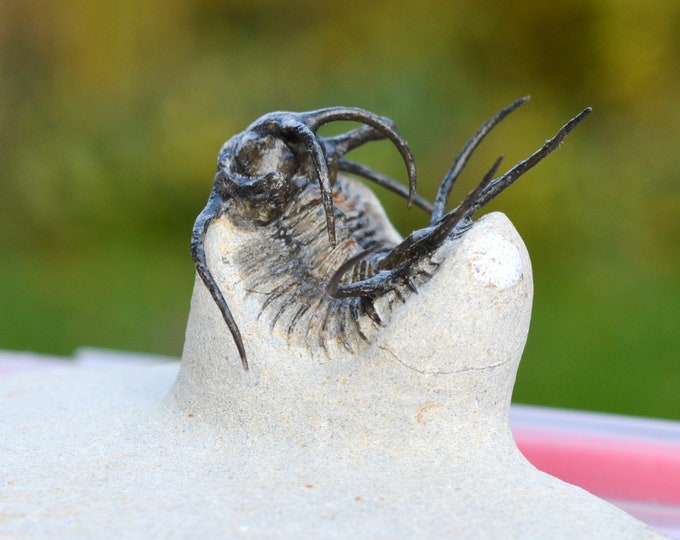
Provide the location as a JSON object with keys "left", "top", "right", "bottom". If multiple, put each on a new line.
{"left": 191, "top": 98, "right": 591, "bottom": 369}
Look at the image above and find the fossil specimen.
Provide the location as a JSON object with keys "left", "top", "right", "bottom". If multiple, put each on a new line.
{"left": 191, "top": 98, "right": 590, "bottom": 369}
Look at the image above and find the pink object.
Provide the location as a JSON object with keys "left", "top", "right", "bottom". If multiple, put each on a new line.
{"left": 514, "top": 426, "right": 680, "bottom": 506}
{"left": 511, "top": 405, "right": 680, "bottom": 505}
{"left": 512, "top": 405, "right": 680, "bottom": 538}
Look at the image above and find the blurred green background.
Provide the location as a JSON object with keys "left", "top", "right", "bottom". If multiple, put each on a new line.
{"left": 1, "top": 1, "right": 678, "bottom": 419}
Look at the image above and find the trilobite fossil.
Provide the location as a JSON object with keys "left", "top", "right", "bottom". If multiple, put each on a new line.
{"left": 191, "top": 97, "right": 591, "bottom": 370}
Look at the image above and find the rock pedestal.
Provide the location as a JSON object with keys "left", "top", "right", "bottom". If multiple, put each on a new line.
{"left": 0, "top": 212, "right": 667, "bottom": 538}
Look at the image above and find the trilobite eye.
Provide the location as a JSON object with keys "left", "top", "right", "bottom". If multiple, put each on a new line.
{"left": 236, "top": 134, "right": 297, "bottom": 179}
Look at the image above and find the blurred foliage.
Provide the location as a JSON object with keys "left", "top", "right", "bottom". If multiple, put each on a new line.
{"left": 0, "top": 1, "right": 678, "bottom": 419}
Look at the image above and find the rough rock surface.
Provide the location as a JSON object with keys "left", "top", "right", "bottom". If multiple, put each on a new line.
{"left": 0, "top": 212, "right": 667, "bottom": 538}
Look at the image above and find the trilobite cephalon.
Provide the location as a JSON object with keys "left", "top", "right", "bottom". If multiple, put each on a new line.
{"left": 191, "top": 97, "right": 591, "bottom": 369}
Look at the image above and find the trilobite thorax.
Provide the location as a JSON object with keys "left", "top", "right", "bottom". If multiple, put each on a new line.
{"left": 231, "top": 174, "right": 438, "bottom": 356}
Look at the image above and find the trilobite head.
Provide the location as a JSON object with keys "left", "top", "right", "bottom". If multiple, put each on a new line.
{"left": 215, "top": 133, "right": 298, "bottom": 225}
{"left": 191, "top": 99, "right": 591, "bottom": 370}
{"left": 212, "top": 108, "right": 418, "bottom": 240}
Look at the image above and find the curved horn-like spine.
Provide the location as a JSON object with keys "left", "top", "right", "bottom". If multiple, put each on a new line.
{"left": 302, "top": 107, "right": 417, "bottom": 207}
{"left": 253, "top": 114, "right": 339, "bottom": 245}
{"left": 276, "top": 120, "right": 338, "bottom": 245}
{"left": 431, "top": 96, "right": 529, "bottom": 224}
{"left": 190, "top": 192, "right": 249, "bottom": 370}
{"left": 338, "top": 158, "right": 433, "bottom": 213}
{"left": 470, "top": 107, "right": 592, "bottom": 214}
